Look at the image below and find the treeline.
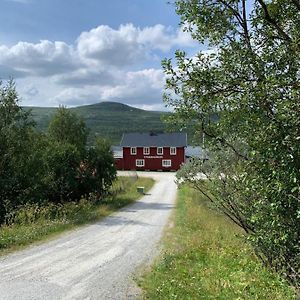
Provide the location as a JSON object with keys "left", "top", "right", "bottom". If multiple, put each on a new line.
{"left": 0, "top": 80, "right": 116, "bottom": 224}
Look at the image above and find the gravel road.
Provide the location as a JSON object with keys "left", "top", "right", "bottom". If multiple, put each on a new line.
{"left": 0, "top": 172, "right": 177, "bottom": 300}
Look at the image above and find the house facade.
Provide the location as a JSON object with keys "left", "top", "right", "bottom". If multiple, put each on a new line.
{"left": 115, "top": 132, "right": 187, "bottom": 171}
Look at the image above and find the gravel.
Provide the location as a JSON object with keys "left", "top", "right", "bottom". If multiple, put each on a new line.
{"left": 0, "top": 172, "right": 177, "bottom": 300}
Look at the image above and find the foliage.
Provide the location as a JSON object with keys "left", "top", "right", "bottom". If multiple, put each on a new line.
{"left": 81, "top": 138, "right": 117, "bottom": 197}
{"left": 0, "top": 80, "right": 36, "bottom": 222}
{"left": 42, "top": 141, "right": 82, "bottom": 202}
{"left": 0, "top": 80, "right": 118, "bottom": 227}
{"left": 48, "top": 106, "right": 88, "bottom": 152}
{"left": 177, "top": 155, "right": 254, "bottom": 234}
{"left": 164, "top": 0, "right": 300, "bottom": 287}
{"left": 139, "top": 186, "right": 296, "bottom": 299}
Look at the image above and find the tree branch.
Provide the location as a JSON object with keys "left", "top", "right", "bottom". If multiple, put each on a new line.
{"left": 218, "top": 0, "right": 244, "bottom": 26}
{"left": 257, "top": 0, "right": 292, "bottom": 43}
{"left": 241, "top": 0, "right": 252, "bottom": 49}
{"left": 202, "top": 128, "right": 249, "bottom": 161}
{"left": 193, "top": 183, "right": 251, "bottom": 232}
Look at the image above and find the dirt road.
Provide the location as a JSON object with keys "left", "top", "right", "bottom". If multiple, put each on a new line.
{"left": 0, "top": 172, "right": 177, "bottom": 299}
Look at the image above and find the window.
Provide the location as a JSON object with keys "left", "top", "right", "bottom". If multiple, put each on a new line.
{"left": 162, "top": 160, "right": 171, "bottom": 167}
{"left": 170, "top": 147, "right": 176, "bottom": 155}
{"left": 143, "top": 147, "right": 150, "bottom": 155}
{"left": 130, "top": 147, "right": 137, "bottom": 155}
{"left": 157, "top": 147, "right": 163, "bottom": 155}
{"left": 136, "top": 159, "right": 145, "bottom": 167}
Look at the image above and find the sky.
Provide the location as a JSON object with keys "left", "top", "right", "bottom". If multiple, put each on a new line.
{"left": 0, "top": 0, "right": 200, "bottom": 110}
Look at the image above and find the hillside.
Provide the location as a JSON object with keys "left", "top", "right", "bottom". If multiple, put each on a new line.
{"left": 24, "top": 102, "right": 168, "bottom": 144}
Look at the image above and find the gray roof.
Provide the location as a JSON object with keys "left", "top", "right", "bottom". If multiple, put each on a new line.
{"left": 120, "top": 132, "right": 187, "bottom": 147}
{"left": 185, "top": 146, "right": 209, "bottom": 160}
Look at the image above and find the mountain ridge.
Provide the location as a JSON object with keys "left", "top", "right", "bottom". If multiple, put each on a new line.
{"left": 23, "top": 101, "right": 167, "bottom": 144}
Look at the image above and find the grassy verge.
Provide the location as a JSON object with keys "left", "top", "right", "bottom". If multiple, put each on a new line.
{"left": 139, "top": 185, "right": 296, "bottom": 299}
{"left": 0, "top": 176, "right": 154, "bottom": 256}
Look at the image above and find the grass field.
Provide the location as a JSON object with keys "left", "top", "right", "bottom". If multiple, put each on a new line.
{"left": 0, "top": 176, "right": 154, "bottom": 256}
{"left": 139, "top": 185, "right": 296, "bottom": 299}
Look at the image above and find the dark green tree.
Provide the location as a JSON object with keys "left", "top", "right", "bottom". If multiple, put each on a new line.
{"left": 0, "top": 80, "right": 37, "bottom": 222}
{"left": 42, "top": 141, "right": 81, "bottom": 202}
{"left": 165, "top": 0, "right": 300, "bottom": 287}
{"left": 80, "top": 138, "right": 116, "bottom": 198}
{"left": 48, "top": 106, "right": 88, "bottom": 153}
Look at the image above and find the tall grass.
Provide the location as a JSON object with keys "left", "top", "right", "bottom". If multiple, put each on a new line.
{"left": 139, "top": 185, "right": 296, "bottom": 299}
{"left": 0, "top": 176, "right": 154, "bottom": 255}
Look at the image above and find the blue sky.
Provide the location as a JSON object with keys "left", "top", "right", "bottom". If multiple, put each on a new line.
{"left": 0, "top": 0, "right": 199, "bottom": 109}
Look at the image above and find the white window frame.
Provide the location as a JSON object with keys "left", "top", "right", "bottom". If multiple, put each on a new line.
{"left": 143, "top": 147, "right": 150, "bottom": 155}
{"left": 162, "top": 159, "right": 171, "bottom": 167}
{"left": 136, "top": 159, "right": 145, "bottom": 167}
{"left": 130, "top": 147, "right": 137, "bottom": 155}
{"left": 170, "top": 147, "right": 176, "bottom": 155}
{"left": 157, "top": 147, "right": 163, "bottom": 155}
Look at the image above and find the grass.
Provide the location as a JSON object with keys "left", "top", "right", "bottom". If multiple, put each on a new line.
{"left": 139, "top": 185, "right": 296, "bottom": 299}
{"left": 0, "top": 176, "right": 154, "bottom": 256}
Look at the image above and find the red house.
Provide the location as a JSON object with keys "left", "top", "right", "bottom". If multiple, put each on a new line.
{"left": 115, "top": 132, "right": 187, "bottom": 171}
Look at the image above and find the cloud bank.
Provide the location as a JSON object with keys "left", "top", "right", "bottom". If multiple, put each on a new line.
{"left": 0, "top": 23, "right": 196, "bottom": 109}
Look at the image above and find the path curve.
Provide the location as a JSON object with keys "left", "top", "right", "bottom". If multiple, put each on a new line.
{"left": 0, "top": 172, "right": 177, "bottom": 300}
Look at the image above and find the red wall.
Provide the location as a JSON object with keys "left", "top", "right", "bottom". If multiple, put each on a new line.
{"left": 114, "top": 158, "right": 124, "bottom": 170}
{"left": 119, "top": 147, "right": 185, "bottom": 171}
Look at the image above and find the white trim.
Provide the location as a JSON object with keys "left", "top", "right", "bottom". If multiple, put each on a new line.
{"left": 170, "top": 147, "right": 176, "bottom": 155}
{"left": 136, "top": 159, "right": 145, "bottom": 167}
{"left": 162, "top": 159, "right": 171, "bottom": 167}
{"left": 130, "top": 147, "right": 137, "bottom": 155}
{"left": 143, "top": 147, "right": 150, "bottom": 155}
{"left": 157, "top": 147, "right": 163, "bottom": 155}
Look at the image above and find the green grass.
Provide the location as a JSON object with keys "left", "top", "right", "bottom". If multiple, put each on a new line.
{"left": 139, "top": 185, "right": 296, "bottom": 299}
{"left": 0, "top": 176, "right": 154, "bottom": 256}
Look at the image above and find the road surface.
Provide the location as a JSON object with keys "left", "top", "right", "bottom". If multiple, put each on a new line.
{"left": 0, "top": 172, "right": 177, "bottom": 300}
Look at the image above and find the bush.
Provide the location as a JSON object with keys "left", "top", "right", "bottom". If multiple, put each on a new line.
{"left": 42, "top": 141, "right": 82, "bottom": 202}
{"left": 78, "top": 138, "right": 117, "bottom": 198}
{"left": 0, "top": 80, "right": 117, "bottom": 227}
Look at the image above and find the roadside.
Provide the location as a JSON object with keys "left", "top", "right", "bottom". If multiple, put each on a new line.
{"left": 0, "top": 172, "right": 177, "bottom": 300}
{"left": 0, "top": 176, "right": 154, "bottom": 256}
{"left": 138, "top": 185, "right": 296, "bottom": 299}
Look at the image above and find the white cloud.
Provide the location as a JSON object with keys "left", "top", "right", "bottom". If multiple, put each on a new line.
{"left": 77, "top": 23, "right": 196, "bottom": 66}
{"left": 0, "top": 40, "right": 79, "bottom": 76}
{"left": 0, "top": 23, "right": 197, "bottom": 108}
{"left": 0, "top": 23, "right": 196, "bottom": 80}
{"left": 53, "top": 68, "right": 120, "bottom": 86}
{"left": 77, "top": 24, "right": 145, "bottom": 66}
{"left": 100, "top": 69, "right": 164, "bottom": 104}
{"left": 49, "top": 69, "right": 165, "bottom": 107}
{"left": 134, "top": 103, "right": 167, "bottom": 111}
{"left": 0, "top": 64, "right": 28, "bottom": 78}
{"left": 51, "top": 87, "right": 101, "bottom": 106}
{"left": 137, "top": 24, "right": 196, "bottom": 52}
{"left": 24, "top": 85, "right": 39, "bottom": 97}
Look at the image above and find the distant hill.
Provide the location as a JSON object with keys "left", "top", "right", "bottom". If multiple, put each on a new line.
{"left": 24, "top": 102, "right": 168, "bottom": 145}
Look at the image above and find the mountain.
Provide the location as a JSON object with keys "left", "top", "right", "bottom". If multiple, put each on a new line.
{"left": 24, "top": 102, "right": 168, "bottom": 145}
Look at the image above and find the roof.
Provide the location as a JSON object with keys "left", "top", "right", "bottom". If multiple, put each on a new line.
{"left": 185, "top": 146, "right": 209, "bottom": 160}
{"left": 120, "top": 132, "right": 187, "bottom": 147}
